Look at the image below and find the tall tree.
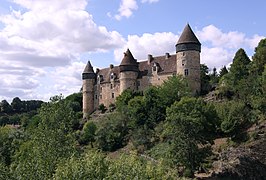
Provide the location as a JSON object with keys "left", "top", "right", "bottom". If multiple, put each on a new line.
{"left": 252, "top": 38, "right": 266, "bottom": 75}
{"left": 0, "top": 100, "right": 12, "bottom": 113}
{"left": 229, "top": 48, "right": 251, "bottom": 81}
{"left": 219, "top": 66, "right": 228, "bottom": 78}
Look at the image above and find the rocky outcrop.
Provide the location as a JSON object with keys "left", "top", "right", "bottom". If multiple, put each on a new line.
{"left": 207, "top": 122, "right": 266, "bottom": 180}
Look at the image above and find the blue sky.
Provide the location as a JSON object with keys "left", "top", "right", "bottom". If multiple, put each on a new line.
{"left": 0, "top": 0, "right": 265, "bottom": 102}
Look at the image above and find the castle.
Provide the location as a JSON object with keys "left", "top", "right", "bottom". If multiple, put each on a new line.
{"left": 82, "top": 24, "right": 201, "bottom": 118}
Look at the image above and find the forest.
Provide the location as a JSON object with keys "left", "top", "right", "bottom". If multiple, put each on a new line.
{"left": 0, "top": 38, "right": 265, "bottom": 179}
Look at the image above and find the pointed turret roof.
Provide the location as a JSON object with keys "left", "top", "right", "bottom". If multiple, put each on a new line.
{"left": 177, "top": 24, "right": 200, "bottom": 45}
{"left": 83, "top": 61, "right": 95, "bottom": 73}
{"left": 120, "top": 49, "right": 138, "bottom": 66}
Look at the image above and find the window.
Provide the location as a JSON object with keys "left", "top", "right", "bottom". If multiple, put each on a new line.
{"left": 110, "top": 84, "right": 113, "bottom": 89}
{"left": 110, "top": 72, "right": 114, "bottom": 79}
{"left": 111, "top": 93, "right": 114, "bottom": 98}
{"left": 95, "top": 95, "right": 98, "bottom": 99}
{"left": 184, "top": 69, "right": 189, "bottom": 76}
{"left": 100, "top": 95, "right": 102, "bottom": 99}
{"left": 182, "top": 60, "right": 185, "bottom": 66}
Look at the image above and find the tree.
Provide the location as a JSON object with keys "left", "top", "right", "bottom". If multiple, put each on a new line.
{"left": 81, "top": 121, "right": 97, "bottom": 147}
{"left": 53, "top": 150, "right": 108, "bottom": 179}
{"left": 0, "top": 100, "right": 12, "bottom": 113}
{"left": 115, "top": 89, "right": 138, "bottom": 114}
{"left": 95, "top": 113, "right": 128, "bottom": 152}
{"left": 252, "top": 38, "right": 266, "bottom": 75}
{"left": 163, "top": 97, "right": 215, "bottom": 175}
{"left": 219, "top": 66, "right": 228, "bottom": 78}
{"left": 200, "top": 64, "right": 211, "bottom": 95}
{"left": 12, "top": 98, "right": 77, "bottom": 179}
{"left": 11, "top": 97, "right": 24, "bottom": 113}
{"left": 229, "top": 48, "right": 251, "bottom": 81}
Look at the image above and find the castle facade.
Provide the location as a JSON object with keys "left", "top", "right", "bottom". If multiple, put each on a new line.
{"left": 82, "top": 24, "right": 201, "bottom": 117}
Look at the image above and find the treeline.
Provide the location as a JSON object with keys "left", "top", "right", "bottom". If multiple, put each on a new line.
{"left": 0, "top": 38, "right": 265, "bottom": 179}
{"left": 0, "top": 97, "right": 44, "bottom": 126}
{"left": 0, "top": 97, "right": 43, "bottom": 114}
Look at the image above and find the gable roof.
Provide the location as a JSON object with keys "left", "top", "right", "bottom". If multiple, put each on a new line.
{"left": 98, "top": 54, "right": 176, "bottom": 83}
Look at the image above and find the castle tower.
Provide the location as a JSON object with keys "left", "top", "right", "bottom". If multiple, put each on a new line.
{"left": 82, "top": 61, "right": 96, "bottom": 118}
{"left": 119, "top": 49, "right": 139, "bottom": 94}
{"left": 176, "top": 24, "right": 201, "bottom": 94}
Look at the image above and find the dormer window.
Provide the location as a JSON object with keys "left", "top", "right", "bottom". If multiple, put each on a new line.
{"left": 153, "top": 62, "right": 157, "bottom": 71}
{"left": 98, "top": 75, "right": 103, "bottom": 83}
{"left": 110, "top": 72, "right": 115, "bottom": 80}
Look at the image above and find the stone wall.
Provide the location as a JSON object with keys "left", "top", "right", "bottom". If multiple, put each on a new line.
{"left": 82, "top": 79, "right": 95, "bottom": 118}
{"left": 176, "top": 50, "right": 200, "bottom": 93}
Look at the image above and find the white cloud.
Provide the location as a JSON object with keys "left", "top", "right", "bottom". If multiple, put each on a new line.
{"left": 141, "top": 0, "right": 159, "bottom": 3}
{"left": 114, "top": 24, "right": 264, "bottom": 73}
{"left": 197, "top": 25, "right": 264, "bottom": 50}
{"left": 114, "top": 0, "right": 138, "bottom": 20}
{"left": 114, "top": 32, "right": 178, "bottom": 61}
{"left": 0, "top": 0, "right": 125, "bottom": 101}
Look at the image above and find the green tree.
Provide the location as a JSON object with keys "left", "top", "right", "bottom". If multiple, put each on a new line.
{"left": 200, "top": 64, "right": 211, "bottom": 95}
{"left": 95, "top": 113, "right": 128, "bottom": 152}
{"left": 53, "top": 150, "right": 108, "bottom": 180}
{"left": 163, "top": 97, "right": 215, "bottom": 175}
{"left": 0, "top": 100, "right": 12, "bottom": 113}
{"left": 11, "top": 97, "right": 24, "bottom": 113}
{"left": 252, "top": 38, "right": 266, "bottom": 75}
{"left": 12, "top": 98, "right": 77, "bottom": 179}
{"left": 219, "top": 66, "right": 228, "bottom": 78}
{"left": 81, "top": 121, "right": 97, "bottom": 147}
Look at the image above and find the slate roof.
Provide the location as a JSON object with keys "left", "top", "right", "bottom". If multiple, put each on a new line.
{"left": 177, "top": 24, "right": 201, "bottom": 45}
{"left": 97, "top": 54, "right": 176, "bottom": 83}
{"left": 83, "top": 61, "right": 95, "bottom": 74}
{"left": 120, "top": 49, "right": 138, "bottom": 66}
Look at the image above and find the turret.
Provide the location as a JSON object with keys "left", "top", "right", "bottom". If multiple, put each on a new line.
{"left": 176, "top": 24, "right": 201, "bottom": 94}
{"left": 82, "top": 61, "right": 96, "bottom": 118}
{"left": 119, "top": 49, "right": 139, "bottom": 93}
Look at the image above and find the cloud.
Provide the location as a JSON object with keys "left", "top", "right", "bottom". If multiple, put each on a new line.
{"left": 0, "top": 0, "right": 125, "bottom": 101}
{"left": 114, "top": 24, "right": 264, "bottom": 73}
{"left": 141, "top": 0, "right": 159, "bottom": 3}
{"left": 197, "top": 25, "right": 264, "bottom": 50}
{"left": 114, "top": 32, "right": 178, "bottom": 61}
{"left": 114, "top": 0, "right": 138, "bottom": 20}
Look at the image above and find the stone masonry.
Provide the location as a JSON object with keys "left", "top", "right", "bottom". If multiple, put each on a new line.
{"left": 82, "top": 24, "right": 201, "bottom": 117}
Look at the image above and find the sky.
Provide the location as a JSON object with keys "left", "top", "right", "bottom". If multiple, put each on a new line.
{"left": 0, "top": 0, "right": 265, "bottom": 102}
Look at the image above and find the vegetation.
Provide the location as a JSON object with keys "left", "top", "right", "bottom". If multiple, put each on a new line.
{"left": 0, "top": 39, "right": 265, "bottom": 179}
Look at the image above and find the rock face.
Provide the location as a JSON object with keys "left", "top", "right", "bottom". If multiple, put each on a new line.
{"left": 208, "top": 123, "right": 266, "bottom": 180}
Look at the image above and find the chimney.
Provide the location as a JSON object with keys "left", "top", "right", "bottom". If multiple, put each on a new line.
{"left": 148, "top": 54, "right": 153, "bottom": 65}
{"left": 165, "top": 52, "right": 170, "bottom": 59}
{"left": 96, "top": 68, "right": 100, "bottom": 74}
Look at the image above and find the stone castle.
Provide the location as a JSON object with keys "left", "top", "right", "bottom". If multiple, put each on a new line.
{"left": 82, "top": 24, "right": 201, "bottom": 117}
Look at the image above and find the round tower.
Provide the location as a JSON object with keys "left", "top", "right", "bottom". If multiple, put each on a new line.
{"left": 176, "top": 24, "right": 201, "bottom": 94}
{"left": 119, "top": 49, "right": 139, "bottom": 94}
{"left": 82, "top": 61, "right": 96, "bottom": 118}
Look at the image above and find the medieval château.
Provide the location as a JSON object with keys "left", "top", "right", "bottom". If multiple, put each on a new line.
{"left": 82, "top": 24, "right": 201, "bottom": 117}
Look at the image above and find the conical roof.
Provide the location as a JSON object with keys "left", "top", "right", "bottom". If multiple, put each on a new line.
{"left": 83, "top": 61, "right": 95, "bottom": 73}
{"left": 177, "top": 24, "right": 200, "bottom": 45}
{"left": 120, "top": 49, "right": 138, "bottom": 66}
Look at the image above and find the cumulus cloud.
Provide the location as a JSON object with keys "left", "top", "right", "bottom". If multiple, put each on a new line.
{"left": 114, "top": 24, "right": 264, "bottom": 73}
{"left": 114, "top": 32, "right": 178, "bottom": 61}
{"left": 114, "top": 0, "right": 138, "bottom": 20}
{"left": 0, "top": 0, "right": 125, "bottom": 101}
{"left": 197, "top": 25, "right": 264, "bottom": 50}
